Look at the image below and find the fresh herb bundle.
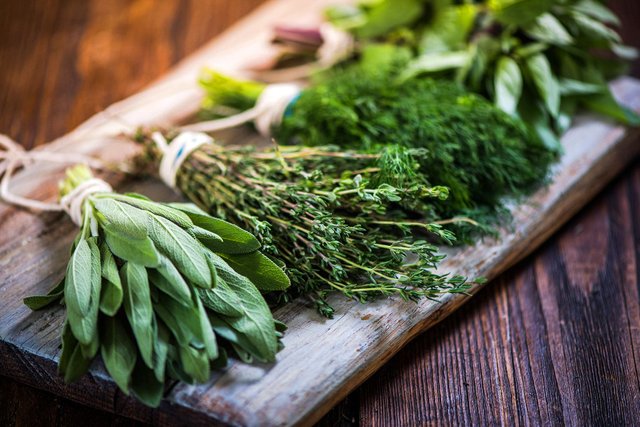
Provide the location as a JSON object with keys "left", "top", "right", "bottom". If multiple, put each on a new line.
{"left": 199, "top": 59, "right": 554, "bottom": 222}
{"left": 271, "top": 0, "right": 639, "bottom": 147}
{"left": 25, "top": 165, "right": 289, "bottom": 407}
{"left": 135, "top": 136, "right": 472, "bottom": 317}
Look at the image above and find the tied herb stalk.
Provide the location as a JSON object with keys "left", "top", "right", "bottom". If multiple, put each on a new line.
{"left": 135, "top": 136, "right": 472, "bottom": 318}
{"left": 25, "top": 165, "right": 289, "bottom": 407}
{"left": 199, "top": 59, "right": 555, "bottom": 231}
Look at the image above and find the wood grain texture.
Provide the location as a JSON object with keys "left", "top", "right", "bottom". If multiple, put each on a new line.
{"left": 0, "top": 0, "right": 639, "bottom": 426}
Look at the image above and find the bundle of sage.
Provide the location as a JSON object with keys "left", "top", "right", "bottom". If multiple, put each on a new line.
{"left": 22, "top": 164, "right": 289, "bottom": 407}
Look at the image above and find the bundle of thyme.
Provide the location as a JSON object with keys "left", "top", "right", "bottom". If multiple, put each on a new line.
{"left": 135, "top": 136, "right": 471, "bottom": 317}
{"left": 26, "top": 165, "right": 288, "bottom": 406}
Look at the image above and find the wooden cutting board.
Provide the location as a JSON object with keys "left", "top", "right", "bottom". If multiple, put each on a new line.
{"left": 1, "top": 0, "right": 639, "bottom": 425}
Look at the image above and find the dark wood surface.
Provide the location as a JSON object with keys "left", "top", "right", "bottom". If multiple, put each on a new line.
{"left": 1, "top": 1, "right": 639, "bottom": 426}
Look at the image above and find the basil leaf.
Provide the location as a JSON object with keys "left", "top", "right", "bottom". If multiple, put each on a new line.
{"left": 101, "top": 315, "right": 137, "bottom": 394}
{"left": 92, "top": 198, "right": 148, "bottom": 239}
{"left": 130, "top": 360, "right": 164, "bottom": 408}
{"left": 558, "top": 79, "right": 604, "bottom": 96}
{"left": 400, "top": 51, "right": 469, "bottom": 81}
{"left": 99, "top": 242, "right": 123, "bottom": 316}
{"left": 526, "top": 54, "right": 559, "bottom": 118}
{"left": 116, "top": 196, "right": 193, "bottom": 228}
{"left": 148, "top": 215, "right": 211, "bottom": 288}
{"left": 103, "top": 227, "right": 160, "bottom": 267}
{"left": 121, "top": 262, "right": 154, "bottom": 369}
{"left": 489, "top": 0, "right": 552, "bottom": 26}
{"left": 524, "top": 13, "right": 573, "bottom": 46}
{"left": 149, "top": 255, "right": 192, "bottom": 307}
{"left": 572, "top": 0, "right": 620, "bottom": 25}
{"left": 24, "top": 278, "right": 64, "bottom": 310}
{"left": 356, "top": 0, "right": 423, "bottom": 38}
{"left": 494, "top": 56, "right": 522, "bottom": 116}
{"left": 208, "top": 254, "right": 278, "bottom": 362}
{"left": 572, "top": 11, "right": 621, "bottom": 43}
{"left": 66, "top": 238, "right": 101, "bottom": 345}
{"left": 170, "top": 204, "right": 260, "bottom": 255}
{"left": 219, "top": 251, "right": 290, "bottom": 291}
{"left": 59, "top": 321, "right": 92, "bottom": 383}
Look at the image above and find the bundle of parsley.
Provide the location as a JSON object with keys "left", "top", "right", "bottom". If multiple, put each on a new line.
{"left": 25, "top": 165, "right": 289, "bottom": 407}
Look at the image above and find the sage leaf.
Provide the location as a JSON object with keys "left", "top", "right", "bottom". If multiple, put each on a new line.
{"left": 121, "top": 262, "right": 154, "bottom": 369}
{"left": 59, "top": 321, "right": 92, "bottom": 384}
{"left": 153, "top": 293, "right": 202, "bottom": 347}
{"left": 170, "top": 204, "right": 260, "bottom": 255}
{"left": 208, "top": 254, "right": 278, "bottom": 362}
{"left": 23, "top": 278, "right": 64, "bottom": 310}
{"left": 92, "top": 198, "right": 148, "bottom": 239}
{"left": 103, "top": 227, "right": 160, "bottom": 267}
{"left": 66, "top": 238, "right": 101, "bottom": 345}
{"left": 148, "top": 215, "right": 211, "bottom": 288}
{"left": 150, "top": 255, "right": 192, "bottom": 307}
{"left": 116, "top": 195, "right": 193, "bottom": 228}
{"left": 178, "top": 346, "right": 210, "bottom": 383}
{"left": 198, "top": 276, "right": 243, "bottom": 317}
{"left": 189, "top": 226, "right": 223, "bottom": 243}
{"left": 101, "top": 315, "right": 137, "bottom": 394}
{"left": 526, "top": 54, "right": 559, "bottom": 117}
{"left": 130, "top": 361, "right": 164, "bottom": 408}
{"left": 99, "top": 242, "right": 123, "bottom": 316}
{"left": 494, "top": 56, "right": 522, "bottom": 115}
{"left": 196, "top": 297, "right": 218, "bottom": 359}
{"left": 219, "top": 251, "right": 290, "bottom": 291}
{"left": 153, "top": 320, "right": 170, "bottom": 383}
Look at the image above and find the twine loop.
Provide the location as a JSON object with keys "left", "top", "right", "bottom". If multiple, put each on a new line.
{"left": 0, "top": 134, "right": 106, "bottom": 225}
{"left": 152, "top": 131, "right": 213, "bottom": 188}
{"left": 317, "top": 24, "right": 354, "bottom": 67}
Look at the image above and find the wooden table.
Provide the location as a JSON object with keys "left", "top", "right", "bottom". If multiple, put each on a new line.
{"left": 1, "top": 1, "right": 639, "bottom": 425}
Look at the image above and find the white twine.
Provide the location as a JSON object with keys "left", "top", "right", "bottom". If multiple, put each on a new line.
{"left": 0, "top": 134, "right": 107, "bottom": 226}
{"left": 179, "top": 83, "right": 301, "bottom": 137}
{"left": 60, "top": 178, "right": 113, "bottom": 226}
{"left": 153, "top": 131, "right": 213, "bottom": 188}
{"left": 317, "top": 23, "right": 354, "bottom": 67}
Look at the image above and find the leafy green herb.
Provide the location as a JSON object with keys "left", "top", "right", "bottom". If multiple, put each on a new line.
{"left": 25, "top": 165, "right": 288, "bottom": 407}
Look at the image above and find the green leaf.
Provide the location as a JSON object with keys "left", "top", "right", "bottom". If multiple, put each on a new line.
{"left": 99, "top": 242, "right": 123, "bottom": 316}
{"left": 92, "top": 198, "right": 148, "bottom": 239}
{"left": 400, "top": 51, "right": 470, "bottom": 81}
{"left": 356, "top": 0, "right": 424, "bottom": 38}
{"left": 189, "top": 226, "right": 223, "bottom": 243}
{"left": 526, "top": 54, "right": 560, "bottom": 118}
{"left": 149, "top": 255, "right": 193, "bottom": 307}
{"left": 207, "top": 254, "right": 278, "bottom": 362}
{"left": 494, "top": 56, "right": 522, "bottom": 115}
{"left": 153, "top": 320, "right": 170, "bottom": 383}
{"left": 101, "top": 315, "right": 137, "bottom": 394}
{"left": 178, "top": 346, "right": 210, "bottom": 383}
{"left": 582, "top": 91, "right": 640, "bottom": 126}
{"left": 558, "top": 79, "right": 605, "bottom": 96}
{"left": 59, "top": 321, "right": 92, "bottom": 383}
{"left": 198, "top": 276, "right": 243, "bottom": 318}
{"left": 219, "top": 252, "right": 290, "bottom": 292}
{"left": 121, "top": 262, "right": 154, "bottom": 369}
{"left": 153, "top": 292, "right": 203, "bottom": 348}
{"left": 572, "top": 0, "right": 620, "bottom": 26}
{"left": 115, "top": 196, "right": 193, "bottom": 228}
{"left": 170, "top": 204, "right": 261, "bottom": 255}
{"left": 130, "top": 360, "right": 164, "bottom": 408}
{"left": 524, "top": 13, "right": 573, "bottom": 46}
{"left": 488, "top": 0, "right": 552, "bottom": 26}
{"left": 148, "top": 215, "right": 211, "bottom": 288}
{"left": 24, "top": 278, "right": 64, "bottom": 310}
{"left": 66, "top": 238, "right": 101, "bottom": 345}
{"left": 196, "top": 297, "right": 218, "bottom": 360}
{"left": 419, "top": 4, "right": 478, "bottom": 54}
{"left": 103, "top": 227, "right": 160, "bottom": 267}
{"left": 572, "top": 12, "right": 621, "bottom": 43}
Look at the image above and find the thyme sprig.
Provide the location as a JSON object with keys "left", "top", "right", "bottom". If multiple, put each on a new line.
{"left": 137, "top": 137, "right": 471, "bottom": 317}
